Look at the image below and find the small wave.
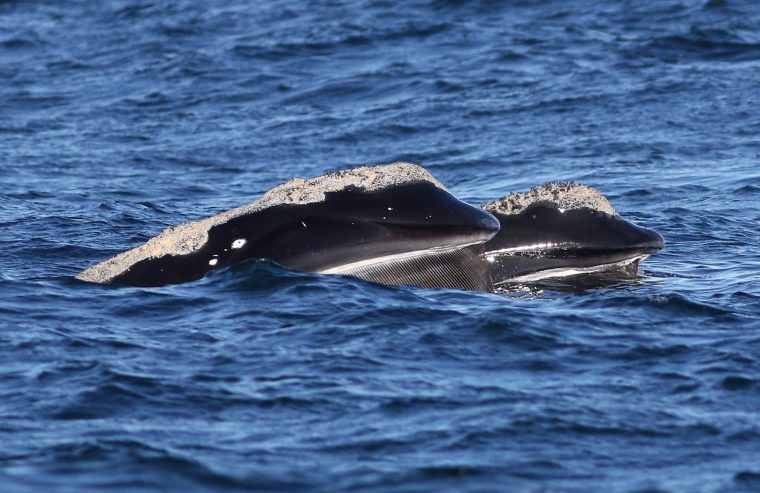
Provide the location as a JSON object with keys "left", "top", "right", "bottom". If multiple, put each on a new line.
{"left": 232, "top": 21, "right": 449, "bottom": 62}
{"left": 734, "top": 184, "right": 760, "bottom": 194}
{"left": 646, "top": 293, "right": 734, "bottom": 317}
{"left": 30, "top": 438, "right": 313, "bottom": 491}
{"left": 720, "top": 375, "right": 755, "bottom": 391}
{"left": 108, "top": 2, "right": 159, "bottom": 20}
{"left": 727, "top": 428, "right": 760, "bottom": 443}
{"left": 197, "top": 259, "right": 321, "bottom": 293}
{"left": 642, "top": 27, "right": 760, "bottom": 63}
{"left": 0, "top": 30, "right": 45, "bottom": 49}
{"left": 735, "top": 470, "right": 760, "bottom": 488}
{"left": 416, "top": 465, "right": 489, "bottom": 478}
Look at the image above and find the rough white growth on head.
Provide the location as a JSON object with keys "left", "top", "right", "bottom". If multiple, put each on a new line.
{"left": 231, "top": 239, "right": 246, "bottom": 249}
{"left": 482, "top": 182, "right": 617, "bottom": 217}
{"left": 76, "top": 162, "right": 447, "bottom": 284}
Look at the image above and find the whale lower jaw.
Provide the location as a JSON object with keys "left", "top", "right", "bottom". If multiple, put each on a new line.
{"left": 493, "top": 254, "right": 650, "bottom": 285}
{"left": 319, "top": 243, "right": 493, "bottom": 292}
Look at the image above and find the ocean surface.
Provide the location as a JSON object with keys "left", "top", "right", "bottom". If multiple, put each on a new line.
{"left": 2, "top": 1, "right": 759, "bottom": 492}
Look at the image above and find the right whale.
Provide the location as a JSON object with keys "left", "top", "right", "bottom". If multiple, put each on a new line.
{"left": 75, "top": 162, "right": 663, "bottom": 293}
{"left": 76, "top": 162, "right": 500, "bottom": 291}
{"left": 482, "top": 183, "right": 664, "bottom": 286}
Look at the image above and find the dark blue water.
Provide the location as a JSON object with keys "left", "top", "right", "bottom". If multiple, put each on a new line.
{"left": 2, "top": 1, "right": 760, "bottom": 491}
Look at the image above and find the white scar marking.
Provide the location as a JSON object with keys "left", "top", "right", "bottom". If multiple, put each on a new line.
{"left": 231, "top": 239, "right": 246, "bottom": 249}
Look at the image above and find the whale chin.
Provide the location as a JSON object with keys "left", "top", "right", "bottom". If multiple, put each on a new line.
{"left": 485, "top": 249, "right": 653, "bottom": 284}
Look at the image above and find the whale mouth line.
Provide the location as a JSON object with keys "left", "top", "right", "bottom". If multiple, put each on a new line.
{"left": 485, "top": 245, "right": 663, "bottom": 258}
{"left": 319, "top": 241, "right": 483, "bottom": 275}
{"left": 494, "top": 254, "right": 650, "bottom": 284}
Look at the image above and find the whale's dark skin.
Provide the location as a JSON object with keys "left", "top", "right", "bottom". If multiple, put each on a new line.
{"left": 80, "top": 164, "right": 666, "bottom": 292}
{"left": 483, "top": 203, "right": 664, "bottom": 284}
{"left": 111, "top": 181, "right": 500, "bottom": 290}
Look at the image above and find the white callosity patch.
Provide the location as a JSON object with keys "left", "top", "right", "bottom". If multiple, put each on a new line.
{"left": 77, "top": 162, "right": 447, "bottom": 283}
{"left": 231, "top": 239, "right": 246, "bottom": 249}
{"left": 482, "top": 182, "right": 617, "bottom": 217}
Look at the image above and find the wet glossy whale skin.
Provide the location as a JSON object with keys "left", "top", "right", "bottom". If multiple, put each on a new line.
{"left": 483, "top": 202, "right": 664, "bottom": 284}
{"left": 110, "top": 181, "right": 499, "bottom": 290}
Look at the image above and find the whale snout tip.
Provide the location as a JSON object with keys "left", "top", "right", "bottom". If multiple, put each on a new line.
{"left": 649, "top": 230, "right": 665, "bottom": 250}
{"left": 480, "top": 210, "right": 501, "bottom": 231}
{"left": 623, "top": 220, "right": 665, "bottom": 252}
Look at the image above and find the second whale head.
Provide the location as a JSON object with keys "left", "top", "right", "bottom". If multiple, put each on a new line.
{"left": 482, "top": 183, "right": 664, "bottom": 285}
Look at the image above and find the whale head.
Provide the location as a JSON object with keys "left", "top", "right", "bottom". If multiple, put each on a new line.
{"left": 77, "top": 163, "right": 500, "bottom": 290}
{"left": 482, "top": 183, "right": 664, "bottom": 285}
